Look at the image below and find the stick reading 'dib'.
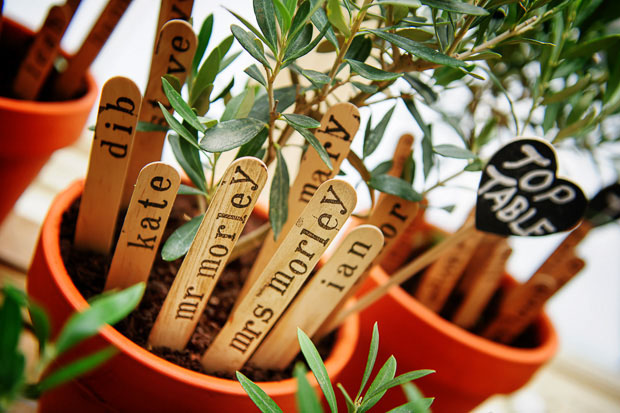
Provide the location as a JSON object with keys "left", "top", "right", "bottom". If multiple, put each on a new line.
{"left": 121, "top": 19, "right": 196, "bottom": 207}
{"left": 74, "top": 77, "right": 142, "bottom": 254}
{"left": 104, "top": 162, "right": 180, "bottom": 291}
{"left": 148, "top": 158, "right": 267, "bottom": 350}
{"left": 249, "top": 225, "right": 383, "bottom": 370}
{"left": 239, "top": 103, "right": 360, "bottom": 301}
{"left": 201, "top": 179, "right": 357, "bottom": 376}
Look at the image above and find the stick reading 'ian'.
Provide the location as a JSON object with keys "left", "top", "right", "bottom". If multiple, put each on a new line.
{"left": 53, "top": 0, "right": 133, "bottom": 99}
{"left": 148, "top": 157, "right": 268, "bottom": 349}
{"left": 241, "top": 103, "right": 360, "bottom": 299}
{"left": 249, "top": 225, "right": 383, "bottom": 370}
{"left": 74, "top": 77, "right": 142, "bottom": 254}
{"left": 104, "top": 162, "right": 180, "bottom": 291}
{"left": 121, "top": 19, "right": 196, "bottom": 207}
{"left": 201, "top": 179, "right": 357, "bottom": 375}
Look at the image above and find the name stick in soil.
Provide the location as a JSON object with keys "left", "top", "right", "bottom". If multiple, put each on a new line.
{"left": 74, "top": 76, "right": 142, "bottom": 254}
{"left": 250, "top": 225, "right": 383, "bottom": 370}
{"left": 121, "top": 19, "right": 196, "bottom": 206}
{"left": 451, "top": 236, "right": 512, "bottom": 330}
{"left": 201, "top": 179, "right": 357, "bottom": 376}
{"left": 105, "top": 162, "right": 180, "bottom": 291}
{"left": 153, "top": 0, "right": 194, "bottom": 54}
{"left": 148, "top": 157, "right": 268, "bottom": 350}
{"left": 53, "top": 0, "right": 133, "bottom": 99}
{"left": 12, "top": 5, "right": 71, "bottom": 100}
{"left": 240, "top": 103, "right": 360, "bottom": 301}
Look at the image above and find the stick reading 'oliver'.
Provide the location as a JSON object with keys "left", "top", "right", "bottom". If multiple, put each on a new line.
{"left": 153, "top": 0, "right": 194, "bottom": 54}
{"left": 122, "top": 19, "right": 196, "bottom": 206}
{"left": 104, "top": 162, "right": 180, "bottom": 291}
{"left": 249, "top": 225, "right": 383, "bottom": 370}
{"left": 201, "top": 179, "right": 357, "bottom": 375}
{"left": 74, "top": 77, "right": 142, "bottom": 254}
{"left": 148, "top": 157, "right": 267, "bottom": 349}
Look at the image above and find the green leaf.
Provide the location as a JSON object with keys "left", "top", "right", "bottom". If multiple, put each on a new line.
{"left": 282, "top": 113, "right": 321, "bottom": 129}
{"left": 298, "top": 328, "right": 337, "bottom": 413}
{"left": 367, "top": 29, "right": 466, "bottom": 67}
{"left": 403, "top": 153, "right": 415, "bottom": 184}
{"left": 28, "top": 301, "right": 51, "bottom": 355}
{"left": 351, "top": 81, "right": 379, "bottom": 93}
{"left": 344, "top": 35, "right": 372, "bottom": 63}
{"left": 270, "top": 148, "right": 290, "bottom": 241}
{"left": 178, "top": 184, "right": 207, "bottom": 196}
{"left": 395, "top": 28, "right": 434, "bottom": 42}
{"left": 288, "top": 0, "right": 311, "bottom": 41}
{"left": 236, "top": 127, "right": 269, "bottom": 159}
{"left": 245, "top": 64, "right": 267, "bottom": 87}
{"left": 162, "top": 78, "right": 205, "bottom": 133}
{"left": 236, "top": 371, "right": 283, "bottom": 413}
{"left": 283, "top": 22, "right": 330, "bottom": 65}
{"left": 563, "top": 34, "right": 620, "bottom": 59}
{"left": 34, "top": 347, "right": 117, "bottom": 395}
{"left": 541, "top": 75, "right": 591, "bottom": 105}
{"left": 364, "top": 105, "right": 396, "bottom": 158}
{"left": 192, "top": 36, "right": 234, "bottom": 102}
{"left": 369, "top": 175, "right": 422, "bottom": 202}
{"left": 301, "top": 69, "right": 331, "bottom": 87}
{"left": 473, "top": 117, "right": 496, "bottom": 151}
{"left": 346, "top": 59, "right": 403, "bottom": 81}
{"left": 371, "top": 160, "right": 393, "bottom": 177}
{"left": 290, "top": 125, "right": 333, "bottom": 171}
{"left": 161, "top": 215, "right": 203, "bottom": 261}
{"left": 200, "top": 118, "right": 266, "bottom": 152}
{"left": 168, "top": 133, "right": 207, "bottom": 193}
{"left": 402, "top": 98, "right": 430, "bottom": 137}
{"left": 192, "top": 14, "right": 214, "bottom": 77}
{"left": 136, "top": 121, "right": 169, "bottom": 133}
{"left": 365, "top": 370, "right": 435, "bottom": 401}
{"left": 283, "top": 23, "right": 313, "bottom": 62}
{"left": 401, "top": 381, "right": 429, "bottom": 404}
{"left": 359, "top": 356, "right": 396, "bottom": 412}
{"left": 274, "top": 0, "right": 293, "bottom": 34}
{"left": 190, "top": 83, "right": 214, "bottom": 116}
{"left": 254, "top": 0, "right": 279, "bottom": 53}
{"left": 226, "top": 8, "right": 271, "bottom": 48}
{"left": 420, "top": 0, "right": 488, "bottom": 15}
{"left": 162, "top": 74, "right": 182, "bottom": 93}
{"left": 55, "top": 283, "right": 145, "bottom": 355}
{"left": 221, "top": 89, "right": 256, "bottom": 122}
{"left": 422, "top": 132, "right": 434, "bottom": 179}
{"left": 310, "top": 2, "right": 338, "bottom": 49}
{"left": 294, "top": 362, "right": 324, "bottom": 413}
{"left": 464, "top": 158, "right": 483, "bottom": 172}
{"left": 375, "top": 0, "right": 422, "bottom": 8}
{"left": 158, "top": 103, "right": 202, "bottom": 151}
{"left": 210, "top": 79, "right": 234, "bottom": 104}
{"left": 464, "top": 51, "right": 502, "bottom": 60}
{"left": 0, "top": 288, "right": 23, "bottom": 393}
{"left": 387, "top": 398, "right": 434, "bottom": 413}
{"left": 231, "top": 25, "right": 272, "bottom": 69}
{"left": 433, "top": 144, "right": 476, "bottom": 159}
{"left": 326, "top": 0, "right": 350, "bottom": 37}
{"left": 249, "top": 86, "right": 297, "bottom": 122}
{"left": 338, "top": 383, "right": 356, "bottom": 412}
{"left": 357, "top": 322, "right": 379, "bottom": 400}
{"left": 403, "top": 74, "right": 437, "bottom": 105}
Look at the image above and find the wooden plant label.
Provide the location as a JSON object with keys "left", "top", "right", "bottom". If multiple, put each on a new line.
{"left": 242, "top": 103, "right": 360, "bottom": 300}
{"left": 249, "top": 225, "right": 383, "bottom": 370}
{"left": 122, "top": 19, "right": 196, "bottom": 206}
{"left": 482, "top": 255, "right": 585, "bottom": 344}
{"left": 201, "top": 179, "right": 357, "bottom": 375}
{"left": 452, "top": 237, "right": 512, "bottom": 329}
{"left": 148, "top": 157, "right": 268, "bottom": 349}
{"left": 476, "top": 138, "right": 587, "bottom": 236}
{"left": 13, "top": 5, "right": 70, "bottom": 100}
{"left": 74, "top": 77, "right": 142, "bottom": 254}
{"left": 54, "top": 0, "right": 132, "bottom": 99}
{"left": 104, "top": 162, "right": 180, "bottom": 290}
{"left": 153, "top": 0, "right": 194, "bottom": 53}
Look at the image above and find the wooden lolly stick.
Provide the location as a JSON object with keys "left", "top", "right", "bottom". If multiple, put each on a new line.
{"left": 153, "top": 0, "right": 194, "bottom": 53}
{"left": 482, "top": 255, "right": 585, "bottom": 344}
{"left": 148, "top": 157, "right": 268, "bottom": 349}
{"left": 104, "top": 162, "right": 180, "bottom": 290}
{"left": 323, "top": 222, "right": 477, "bottom": 334}
{"left": 249, "top": 225, "right": 383, "bottom": 370}
{"left": 452, "top": 237, "right": 512, "bottom": 330}
{"left": 121, "top": 19, "right": 196, "bottom": 207}
{"left": 12, "top": 5, "right": 71, "bottom": 100}
{"left": 414, "top": 216, "right": 483, "bottom": 313}
{"left": 53, "top": 0, "right": 133, "bottom": 99}
{"left": 201, "top": 179, "right": 357, "bottom": 375}
{"left": 240, "top": 103, "right": 360, "bottom": 303}
{"left": 74, "top": 77, "right": 142, "bottom": 254}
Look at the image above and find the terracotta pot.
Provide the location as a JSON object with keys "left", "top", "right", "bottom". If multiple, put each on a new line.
{"left": 0, "top": 19, "right": 97, "bottom": 225}
{"left": 339, "top": 228, "right": 558, "bottom": 413}
{"left": 27, "top": 179, "right": 359, "bottom": 412}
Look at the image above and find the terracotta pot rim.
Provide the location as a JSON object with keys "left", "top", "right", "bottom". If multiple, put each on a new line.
{"left": 40, "top": 179, "right": 358, "bottom": 396}
{"left": 371, "top": 265, "right": 558, "bottom": 366}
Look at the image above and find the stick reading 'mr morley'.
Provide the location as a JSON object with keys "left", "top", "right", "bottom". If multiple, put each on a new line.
{"left": 201, "top": 179, "right": 357, "bottom": 375}
{"left": 148, "top": 157, "right": 268, "bottom": 350}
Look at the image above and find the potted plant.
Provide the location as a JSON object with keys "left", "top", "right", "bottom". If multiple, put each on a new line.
{"left": 26, "top": 0, "right": 620, "bottom": 411}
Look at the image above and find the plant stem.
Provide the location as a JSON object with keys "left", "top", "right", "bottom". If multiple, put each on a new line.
{"left": 423, "top": 168, "right": 467, "bottom": 195}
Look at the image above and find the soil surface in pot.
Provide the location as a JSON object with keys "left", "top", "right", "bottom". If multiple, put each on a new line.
{"left": 59, "top": 195, "right": 335, "bottom": 381}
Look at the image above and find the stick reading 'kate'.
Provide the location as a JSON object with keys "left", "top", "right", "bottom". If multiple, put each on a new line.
{"left": 74, "top": 77, "right": 142, "bottom": 254}
{"left": 201, "top": 179, "right": 357, "bottom": 376}
{"left": 148, "top": 157, "right": 267, "bottom": 350}
{"left": 326, "top": 138, "right": 587, "bottom": 333}
{"left": 105, "top": 162, "right": 180, "bottom": 291}
{"left": 249, "top": 225, "right": 383, "bottom": 370}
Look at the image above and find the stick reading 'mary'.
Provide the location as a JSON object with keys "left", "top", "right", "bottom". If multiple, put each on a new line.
{"left": 201, "top": 179, "right": 357, "bottom": 376}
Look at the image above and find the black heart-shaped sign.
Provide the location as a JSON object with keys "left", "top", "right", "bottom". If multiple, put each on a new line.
{"left": 585, "top": 182, "right": 620, "bottom": 227}
{"left": 475, "top": 138, "right": 587, "bottom": 236}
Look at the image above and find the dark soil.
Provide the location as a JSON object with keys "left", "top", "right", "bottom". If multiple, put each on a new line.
{"left": 60, "top": 195, "right": 334, "bottom": 381}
